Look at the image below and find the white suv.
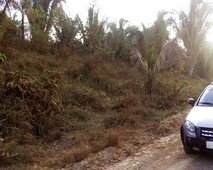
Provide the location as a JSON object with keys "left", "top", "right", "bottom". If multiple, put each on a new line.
{"left": 181, "top": 83, "right": 213, "bottom": 153}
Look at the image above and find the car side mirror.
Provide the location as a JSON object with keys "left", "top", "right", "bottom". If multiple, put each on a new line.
{"left": 187, "top": 98, "right": 195, "bottom": 106}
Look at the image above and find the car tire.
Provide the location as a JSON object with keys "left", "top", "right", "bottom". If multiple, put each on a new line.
{"left": 183, "top": 139, "right": 194, "bottom": 154}
{"left": 181, "top": 127, "right": 194, "bottom": 154}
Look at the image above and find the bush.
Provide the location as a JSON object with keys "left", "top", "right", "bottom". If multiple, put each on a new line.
{"left": 0, "top": 16, "right": 18, "bottom": 45}
{"left": 0, "top": 70, "right": 62, "bottom": 139}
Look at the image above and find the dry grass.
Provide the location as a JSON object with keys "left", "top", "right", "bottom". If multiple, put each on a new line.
{"left": 107, "top": 131, "right": 120, "bottom": 147}
{"left": 72, "top": 145, "right": 92, "bottom": 162}
{"left": 48, "top": 145, "right": 91, "bottom": 168}
{"left": 0, "top": 48, "right": 208, "bottom": 168}
{"left": 104, "top": 113, "right": 137, "bottom": 129}
{"left": 0, "top": 142, "right": 35, "bottom": 167}
{"left": 45, "top": 129, "right": 120, "bottom": 168}
{"left": 88, "top": 130, "right": 120, "bottom": 153}
{"left": 0, "top": 69, "right": 62, "bottom": 139}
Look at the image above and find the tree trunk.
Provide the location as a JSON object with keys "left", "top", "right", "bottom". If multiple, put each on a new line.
{"left": 21, "top": 10, "right": 25, "bottom": 40}
{"left": 0, "top": 0, "right": 9, "bottom": 23}
{"left": 145, "top": 69, "right": 155, "bottom": 94}
{"left": 188, "top": 61, "right": 196, "bottom": 77}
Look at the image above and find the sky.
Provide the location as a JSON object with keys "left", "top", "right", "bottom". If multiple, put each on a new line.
{"left": 64, "top": 0, "right": 190, "bottom": 26}
{"left": 63, "top": 0, "right": 213, "bottom": 41}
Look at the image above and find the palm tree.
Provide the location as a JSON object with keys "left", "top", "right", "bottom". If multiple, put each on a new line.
{"left": 106, "top": 18, "right": 129, "bottom": 58}
{"left": 25, "top": 0, "right": 64, "bottom": 52}
{"left": 0, "top": 0, "right": 10, "bottom": 16}
{"left": 0, "top": 0, "right": 18, "bottom": 21}
{"left": 15, "top": 0, "right": 31, "bottom": 40}
{"left": 54, "top": 8, "right": 78, "bottom": 47}
{"left": 170, "top": 0, "right": 213, "bottom": 76}
{"left": 86, "top": 5, "right": 106, "bottom": 55}
{"left": 128, "top": 11, "right": 169, "bottom": 93}
{"left": 76, "top": 4, "right": 106, "bottom": 55}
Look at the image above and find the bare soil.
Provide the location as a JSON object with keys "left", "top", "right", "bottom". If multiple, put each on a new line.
{"left": 107, "top": 110, "right": 213, "bottom": 170}
{"left": 107, "top": 133, "right": 213, "bottom": 170}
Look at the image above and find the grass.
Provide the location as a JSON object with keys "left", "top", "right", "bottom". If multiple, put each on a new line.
{"left": 42, "top": 129, "right": 120, "bottom": 168}
{"left": 0, "top": 48, "right": 208, "bottom": 168}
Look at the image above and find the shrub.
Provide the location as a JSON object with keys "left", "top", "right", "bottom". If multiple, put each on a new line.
{"left": 0, "top": 70, "right": 62, "bottom": 139}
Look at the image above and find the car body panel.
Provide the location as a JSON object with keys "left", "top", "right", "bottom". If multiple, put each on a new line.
{"left": 186, "top": 106, "right": 213, "bottom": 128}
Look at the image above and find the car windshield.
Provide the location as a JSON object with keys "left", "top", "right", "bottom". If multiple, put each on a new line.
{"left": 198, "top": 88, "right": 213, "bottom": 106}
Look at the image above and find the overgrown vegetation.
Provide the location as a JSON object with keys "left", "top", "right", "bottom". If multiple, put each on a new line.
{"left": 0, "top": 0, "right": 211, "bottom": 168}
{"left": 0, "top": 50, "right": 207, "bottom": 168}
{"left": 0, "top": 70, "right": 62, "bottom": 138}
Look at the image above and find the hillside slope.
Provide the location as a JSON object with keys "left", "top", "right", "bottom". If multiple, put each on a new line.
{"left": 0, "top": 49, "right": 208, "bottom": 169}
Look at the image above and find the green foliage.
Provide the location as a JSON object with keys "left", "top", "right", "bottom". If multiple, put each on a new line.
{"left": 0, "top": 0, "right": 212, "bottom": 79}
{"left": 0, "top": 15, "right": 18, "bottom": 43}
{"left": 128, "top": 11, "right": 169, "bottom": 93}
{"left": 25, "top": 0, "right": 64, "bottom": 53}
{"left": 26, "top": 6, "right": 49, "bottom": 52}
{"left": 53, "top": 8, "right": 78, "bottom": 48}
{"left": 144, "top": 11, "right": 169, "bottom": 68}
{"left": 27, "top": 6, "right": 46, "bottom": 31}
{"left": 76, "top": 4, "right": 106, "bottom": 55}
{"left": 105, "top": 19, "right": 131, "bottom": 59}
{"left": 0, "top": 53, "right": 7, "bottom": 62}
{"left": 32, "top": 0, "right": 52, "bottom": 12}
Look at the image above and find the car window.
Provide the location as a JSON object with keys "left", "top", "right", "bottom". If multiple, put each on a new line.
{"left": 198, "top": 88, "right": 213, "bottom": 106}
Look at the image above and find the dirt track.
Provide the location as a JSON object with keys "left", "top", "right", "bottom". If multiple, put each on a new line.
{"left": 67, "top": 111, "right": 213, "bottom": 170}
{"left": 107, "top": 133, "right": 213, "bottom": 170}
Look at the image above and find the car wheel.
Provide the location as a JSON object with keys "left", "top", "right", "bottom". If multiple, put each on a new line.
{"left": 183, "top": 139, "right": 194, "bottom": 154}
{"left": 181, "top": 127, "right": 194, "bottom": 154}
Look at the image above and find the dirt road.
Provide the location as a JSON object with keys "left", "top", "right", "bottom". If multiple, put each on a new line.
{"left": 58, "top": 112, "right": 213, "bottom": 170}
{"left": 107, "top": 133, "right": 213, "bottom": 170}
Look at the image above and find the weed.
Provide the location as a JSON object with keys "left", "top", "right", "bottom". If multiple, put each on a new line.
{"left": 0, "top": 53, "right": 7, "bottom": 63}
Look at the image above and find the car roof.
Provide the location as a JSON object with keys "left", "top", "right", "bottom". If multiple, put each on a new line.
{"left": 207, "top": 84, "right": 213, "bottom": 89}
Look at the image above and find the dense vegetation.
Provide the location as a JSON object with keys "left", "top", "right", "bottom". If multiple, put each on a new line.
{"left": 0, "top": 0, "right": 211, "bottom": 168}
